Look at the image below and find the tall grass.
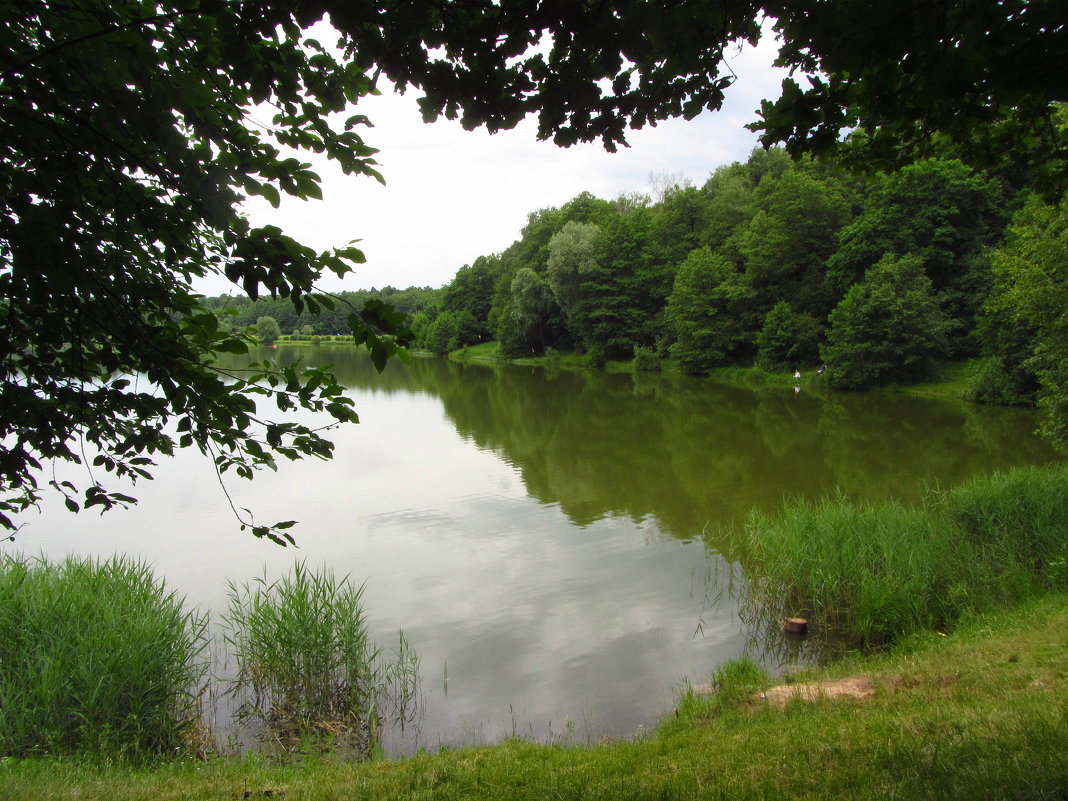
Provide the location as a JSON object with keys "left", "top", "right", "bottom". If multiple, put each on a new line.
{"left": 741, "top": 463, "right": 1068, "bottom": 648}
{"left": 945, "top": 464, "right": 1068, "bottom": 590}
{"left": 222, "top": 562, "right": 418, "bottom": 758}
{"left": 0, "top": 554, "right": 208, "bottom": 759}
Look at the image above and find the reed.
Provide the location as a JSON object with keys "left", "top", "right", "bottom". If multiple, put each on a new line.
{"left": 943, "top": 463, "right": 1068, "bottom": 592}
{"left": 0, "top": 554, "right": 208, "bottom": 759}
{"left": 222, "top": 562, "right": 417, "bottom": 758}
{"left": 741, "top": 464, "right": 1068, "bottom": 649}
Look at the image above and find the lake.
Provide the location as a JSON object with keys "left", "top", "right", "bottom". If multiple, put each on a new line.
{"left": 9, "top": 345, "right": 1063, "bottom": 753}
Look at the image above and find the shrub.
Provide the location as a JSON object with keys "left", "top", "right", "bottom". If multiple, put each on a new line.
{"left": 632, "top": 345, "right": 662, "bottom": 372}
{"left": 754, "top": 301, "right": 822, "bottom": 371}
{"left": 821, "top": 254, "right": 951, "bottom": 389}
{"left": 0, "top": 555, "right": 208, "bottom": 758}
{"left": 584, "top": 343, "right": 607, "bottom": 368}
{"left": 963, "top": 355, "right": 1039, "bottom": 406}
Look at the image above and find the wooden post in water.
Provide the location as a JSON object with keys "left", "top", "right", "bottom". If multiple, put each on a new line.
{"left": 784, "top": 617, "right": 808, "bottom": 636}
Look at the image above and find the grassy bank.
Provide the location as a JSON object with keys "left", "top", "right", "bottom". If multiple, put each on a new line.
{"left": 450, "top": 342, "right": 637, "bottom": 372}
{"left": 742, "top": 464, "right": 1068, "bottom": 648}
{"left": 445, "top": 342, "right": 985, "bottom": 400}
{"left": 3, "top": 466, "right": 1065, "bottom": 798}
{"left": 2, "top": 594, "right": 1065, "bottom": 800}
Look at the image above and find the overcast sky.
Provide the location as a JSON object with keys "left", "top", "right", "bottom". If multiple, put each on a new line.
{"left": 232, "top": 31, "right": 791, "bottom": 295}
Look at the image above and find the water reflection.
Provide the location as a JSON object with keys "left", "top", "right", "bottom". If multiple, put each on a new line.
{"left": 272, "top": 345, "right": 1061, "bottom": 548}
{"left": 11, "top": 345, "right": 1062, "bottom": 755}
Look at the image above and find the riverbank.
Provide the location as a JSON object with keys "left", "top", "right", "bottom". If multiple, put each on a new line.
{"left": 448, "top": 343, "right": 978, "bottom": 399}
{"left": 2, "top": 593, "right": 1064, "bottom": 800}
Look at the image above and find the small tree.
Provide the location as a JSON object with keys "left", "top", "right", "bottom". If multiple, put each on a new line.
{"left": 821, "top": 254, "right": 951, "bottom": 389}
{"left": 256, "top": 316, "right": 282, "bottom": 346}
{"left": 547, "top": 220, "right": 602, "bottom": 318}
{"left": 666, "top": 247, "right": 755, "bottom": 374}
{"left": 506, "top": 268, "right": 560, "bottom": 356}
{"left": 755, "top": 301, "right": 823, "bottom": 371}
{"left": 425, "top": 313, "right": 459, "bottom": 356}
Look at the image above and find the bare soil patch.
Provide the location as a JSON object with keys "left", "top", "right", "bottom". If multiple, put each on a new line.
{"left": 695, "top": 675, "right": 904, "bottom": 708}
{"left": 758, "top": 675, "right": 903, "bottom": 707}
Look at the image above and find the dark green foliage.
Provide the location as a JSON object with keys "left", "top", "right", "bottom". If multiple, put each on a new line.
{"left": 825, "top": 159, "right": 1006, "bottom": 350}
{"left": 203, "top": 286, "right": 442, "bottom": 337}
{"left": 496, "top": 269, "right": 565, "bottom": 357}
{"left": 822, "top": 254, "right": 952, "bottom": 389}
{"left": 700, "top": 162, "right": 756, "bottom": 252}
{"left": 0, "top": 0, "right": 412, "bottom": 540}
{"left": 645, "top": 185, "right": 711, "bottom": 268}
{"left": 738, "top": 167, "right": 852, "bottom": 317}
{"left": 568, "top": 272, "right": 651, "bottom": 360}
{"left": 964, "top": 356, "right": 1039, "bottom": 407}
{"left": 0, "top": 555, "right": 207, "bottom": 758}
{"left": 754, "top": 302, "right": 822, "bottom": 371}
{"left": 667, "top": 247, "right": 756, "bottom": 374}
{"left": 424, "top": 310, "right": 481, "bottom": 355}
{"left": 425, "top": 313, "right": 460, "bottom": 356}
{"left": 757, "top": 3, "right": 1067, "bottom": 195}
{"left": 584, "top": 343, "right": 608, "bottom": 369}
{"left": 442, "top": 258, "right": 497, "bottom": 338}
{"left": 977, "top": 196, "right": 1068, "bottom": 448}
{"left": 632, "top": 345, "right": 662, "bottom": 372}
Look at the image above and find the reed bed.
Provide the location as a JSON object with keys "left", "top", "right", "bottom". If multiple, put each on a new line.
{"left": 741, "top": 463, "right": 1068, "bottom": 648}
{"left": 222, "top": 562, "right": 418, "bottom": 758}
{"left": 0, "top": 554, "right": 208, "bottom": 759}
{"left": 944, "top": 463, "right": 1068, "bottom": 590}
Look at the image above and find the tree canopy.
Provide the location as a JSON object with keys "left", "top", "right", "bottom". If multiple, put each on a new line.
{"left": 1, "top": 0, "right": 411, "bottom": 542}
{"left": 322, "top": 0, "right": 1068, "bottom": 192}
{"left": 3, "top": 0, "right": 1066, "bottom": 539}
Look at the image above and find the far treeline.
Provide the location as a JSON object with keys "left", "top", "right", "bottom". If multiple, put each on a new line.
{"left": 202, "top": 142, "right": 1068, "bottom": 448}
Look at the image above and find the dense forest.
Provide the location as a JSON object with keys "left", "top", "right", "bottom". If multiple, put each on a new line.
{"left": 203, "top": 143, "right": 1067, "bottom": 448}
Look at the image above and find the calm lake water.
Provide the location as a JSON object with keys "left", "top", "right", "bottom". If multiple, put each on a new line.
{"left": 10, "top": 345, "right": 1064, "bottom": 753}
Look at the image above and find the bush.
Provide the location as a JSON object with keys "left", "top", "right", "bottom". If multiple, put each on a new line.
{"left": 754, "top": 301, "right": 822, "bottom": 371}
{"left": 0, "top": 555, "right": 208, "bottom": 758}
{"left": 963, "top": 355, "right": 1039, "bottom": 406}
{"left": 584, "top": 343, "right": 608, "bottom": 368}
{"left": 821, "top": 254, "right": 951, "bottom": 389}
{"left": 632, "top": 344, "right": 662, "bottom": 372}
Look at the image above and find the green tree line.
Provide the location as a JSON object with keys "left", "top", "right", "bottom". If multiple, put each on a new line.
{"left": 200, "top": 286, "right": 441, "bottom": 339}
{"left": 6, "top": 0, "right": 1064, "bottom": 535}
{"left": 418, "top": 143, "right": 1067, "bottom": 448}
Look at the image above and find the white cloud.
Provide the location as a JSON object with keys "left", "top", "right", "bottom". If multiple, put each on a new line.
{"left": 232, "top": 32, "right": 789, "bottom": 294}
